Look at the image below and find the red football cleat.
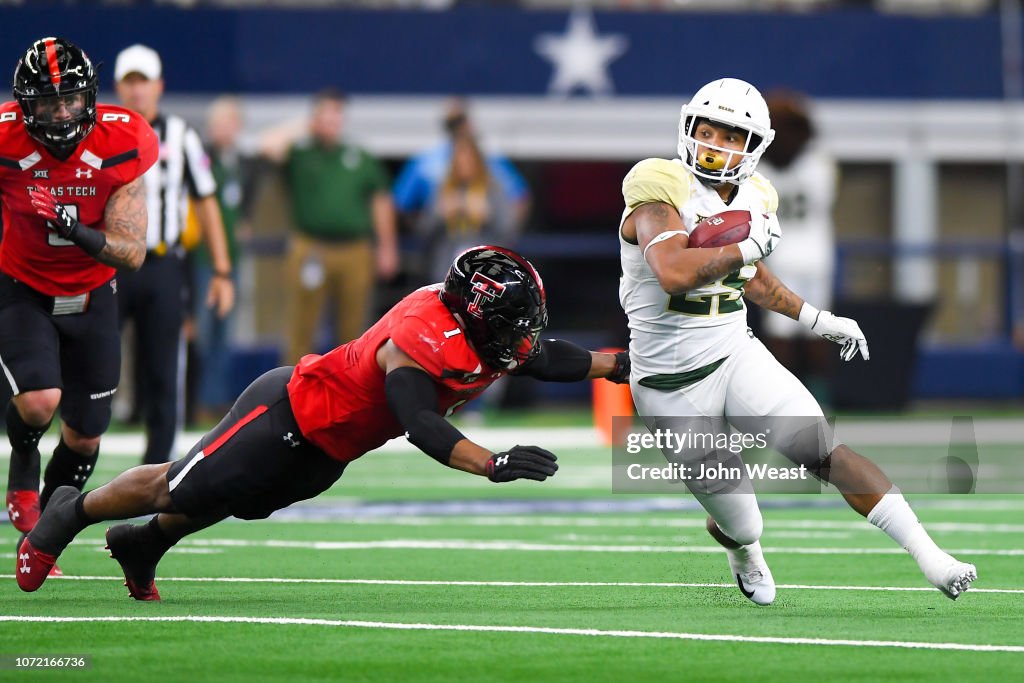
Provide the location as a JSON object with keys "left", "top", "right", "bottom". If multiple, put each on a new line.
{"left": 6, "top": 490, "right": 41, "bottom": 533}
{"left": 123, "top": 577, "right": 160, "bottom": 601}
{"left": 16, "top": 535, "right": 57, "bottom": 592}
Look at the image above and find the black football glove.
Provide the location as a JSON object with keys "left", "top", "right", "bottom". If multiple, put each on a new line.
{"left": 486, "top": 445, "right": 558, "bottom": 482}
{"left": 606, "top": 350, "right": 630, "bottom": 384}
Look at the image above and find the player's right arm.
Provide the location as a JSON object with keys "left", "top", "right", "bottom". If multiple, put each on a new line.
{"left": 621, "top": 159, "right": 776, "bottom": 293}
{"left": 27, "top": 176, "right": 147, "bottom": 271}
{"left": 377, "top": 340, "right": 557, "bottom": 482}
{"left": 98, "top": 177, "right": 147, "bottom": 271}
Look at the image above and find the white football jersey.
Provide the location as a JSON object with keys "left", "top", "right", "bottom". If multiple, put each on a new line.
{"left": 618, "top": 158, "right": 778, "bottom": 378}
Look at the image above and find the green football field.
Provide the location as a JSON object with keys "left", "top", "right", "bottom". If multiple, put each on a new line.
{"left": 0, "top": 421, "right": 1022, "bottom": 682}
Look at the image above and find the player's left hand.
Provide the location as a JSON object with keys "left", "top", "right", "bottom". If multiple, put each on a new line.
{"left": 810, "top": 310, "right": 870, "bottom": 361}
{"left": 486, "top": 445, "right": 558, "bottom": 482}
{"left": 606, "top": 350, "right": 630, "bottom": 384}
{"left": 28, "top": 186, "right": 77, "bottom": 239}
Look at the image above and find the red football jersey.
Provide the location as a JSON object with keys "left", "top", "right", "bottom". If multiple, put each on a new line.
{"left": 0, "top": 102, "right": 158, "bottom": 296}
{"left": 287, "top": 284, "right": 504, "bottom": 462}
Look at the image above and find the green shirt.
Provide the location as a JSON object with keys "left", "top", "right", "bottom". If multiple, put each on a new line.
{"left": 285, "top": 140, "right": 389, "bottom": 240}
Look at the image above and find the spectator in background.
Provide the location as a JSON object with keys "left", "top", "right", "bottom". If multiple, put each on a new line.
{"left": 417, "top": 130, "right": 522, "bottom": 282}
{"left": 394, "top": 98, "right": 530, "bottom": 227}
{"left": 758, "top": 90, "right": 839, "bottom": 403}
{"left": 114, "top": 44, "right": 235, "bottom": 464}
{"left": 261, "top": 88, "right": 399, "bottom": 365}
{"left": 192, "top": 96, "right": 258, "bottom": 421}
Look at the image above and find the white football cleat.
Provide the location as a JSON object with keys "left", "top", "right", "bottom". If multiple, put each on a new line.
{"left": 726, "top": 546, "right": 776, "bottom": 606}
{"left": 924, "top": 556, "right": 977, "bottom": 600}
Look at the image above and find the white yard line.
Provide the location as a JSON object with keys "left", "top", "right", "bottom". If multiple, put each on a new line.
{"left": 0, "top": 615, "right": 1019, "bottom": 653}
{"left": 277, "top": 515, "right": 1024, "bottom": 534}
{"left": 157, "top": 537, "right": 1024, "bottom": 556}
{"left": 2, "top": 573, "right": 1020, "bottom": 594}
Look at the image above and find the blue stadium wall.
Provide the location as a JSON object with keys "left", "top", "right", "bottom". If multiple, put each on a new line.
{"left": 0, "top": 8, "right": 1011, "bottom": 99}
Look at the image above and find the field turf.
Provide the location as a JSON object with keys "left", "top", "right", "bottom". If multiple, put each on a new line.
{"left": 0, "top": 422, "right": 1021, "bottom": 682}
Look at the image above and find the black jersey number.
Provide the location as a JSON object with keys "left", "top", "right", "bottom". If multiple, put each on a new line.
{"left": 667, "top": 270, "right": 750, "bottom": 318}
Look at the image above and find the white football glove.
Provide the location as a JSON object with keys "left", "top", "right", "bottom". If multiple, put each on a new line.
{"left": 737, "top": 212, "right": 781, "bottom": 265}
{"left": 799, "top": 303, "right": 870, "bottom": 361}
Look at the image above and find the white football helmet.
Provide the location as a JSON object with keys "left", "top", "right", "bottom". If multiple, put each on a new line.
{"left": 678, "top": 78, "right": 776, "bottom": 185}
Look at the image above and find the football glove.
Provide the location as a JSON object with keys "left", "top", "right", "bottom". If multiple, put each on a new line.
{"left": 606, "top": 350, "right": 630, "bottom": 384}
{"left": 737, "top": 212, "right": 781, "bottom": 265}
{"left": 799, "top": 303, "right": 870, "bottom": 361}
{"left": 486, "top": 445, "right": 558, "bottom": 482}
{"left": 28, "top": 185, "right": 106, "bottom": 256}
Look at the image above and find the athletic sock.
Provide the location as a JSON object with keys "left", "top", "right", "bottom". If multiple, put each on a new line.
{"left": 867, "top": 485, "right": 946, "bottom": 567}
{"left": 40, "top": 439, "right": 98, "bottom": 510}
{"left": 727, "top": 540, "right": 766, "bottom": 570}
{"left": 6, "top": 403, "right": 49, "bottom": 491}
{"left": 27, "top": 486, "right": 87, "bottom": 555}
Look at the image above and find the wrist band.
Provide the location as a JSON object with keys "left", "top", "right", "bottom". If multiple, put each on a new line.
{"left": 798, "top": 302, "right": 821, "bottom": 328}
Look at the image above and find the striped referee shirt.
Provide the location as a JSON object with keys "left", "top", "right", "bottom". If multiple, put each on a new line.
{"left": 143, "top": 113, "right": 216, "bottom": 253}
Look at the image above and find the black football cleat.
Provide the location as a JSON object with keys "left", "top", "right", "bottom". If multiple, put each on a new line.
{"left": 105, "top": 524, "right": 162, "bottom": 601}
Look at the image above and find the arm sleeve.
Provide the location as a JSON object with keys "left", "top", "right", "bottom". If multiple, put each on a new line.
{"left": 515, "top": 339, "right": 592, "bottom": 382}
{"left": 183, "top": 126, "right": 217, "bottom": 200}
{"left": 384, "top": 367, "right": 468, "bottom": 465}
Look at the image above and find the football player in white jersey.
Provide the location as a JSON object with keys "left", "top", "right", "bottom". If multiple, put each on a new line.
{"left": 618, "top": 77, "right": 976, "bottom": 605}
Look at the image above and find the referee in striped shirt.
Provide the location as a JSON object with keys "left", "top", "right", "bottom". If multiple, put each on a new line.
{"left": 113, "top": 45, "right": 235, "bottom": 465}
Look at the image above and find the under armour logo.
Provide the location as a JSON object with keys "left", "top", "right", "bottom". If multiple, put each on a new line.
{"left": 19, "top": 552, "right": 30, "bottom": 574}
{"left": 282, "top": 432, "right": 300, "bottom": 448}
{"left": 75, "top": 167, "right": 92, "bottom": 179}
{"left": 8, "top": 503, "right": 19, "bottom": 521}
{"left": 495, "top": 454, "right": 509, "bottom": 467}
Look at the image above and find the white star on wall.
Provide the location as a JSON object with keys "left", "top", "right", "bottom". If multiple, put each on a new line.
{"left": 534, "top": 10, "right": 629, "bottom": 97}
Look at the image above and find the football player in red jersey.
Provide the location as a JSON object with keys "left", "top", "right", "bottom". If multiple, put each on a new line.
{"left": 16, "top": 246, "right": 630, "bottom": 599}
{"left": 1, "top": 38, "right": 158, "bottom": 544}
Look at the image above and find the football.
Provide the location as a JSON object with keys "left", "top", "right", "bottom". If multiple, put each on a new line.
{"left": 687, "top": 210, "right": 751, "bottom": 248}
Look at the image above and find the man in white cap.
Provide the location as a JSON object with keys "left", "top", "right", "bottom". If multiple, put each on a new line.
{"left": 113, "top": 44, "right": 235, "bottom": 466}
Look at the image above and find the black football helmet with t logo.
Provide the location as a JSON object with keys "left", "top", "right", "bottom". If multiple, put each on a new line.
{"left": 441, "top": 245, "right": 548, "bottom": 371}
{"left": 13, "top": 37, "right": 98, "bottom": 156}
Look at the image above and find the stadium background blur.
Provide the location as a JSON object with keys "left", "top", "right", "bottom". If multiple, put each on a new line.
{"left": 4, "top": 0, "right": 1024, "bottom": 414}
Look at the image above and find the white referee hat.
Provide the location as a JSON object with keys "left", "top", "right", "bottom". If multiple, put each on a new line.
{"left": 114, "top": 44, "right": 162, "bottom": 82}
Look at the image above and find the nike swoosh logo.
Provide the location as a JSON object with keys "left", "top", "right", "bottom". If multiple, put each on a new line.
{"left": 736, "top": 573, "right": 755, "bottom": 599}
